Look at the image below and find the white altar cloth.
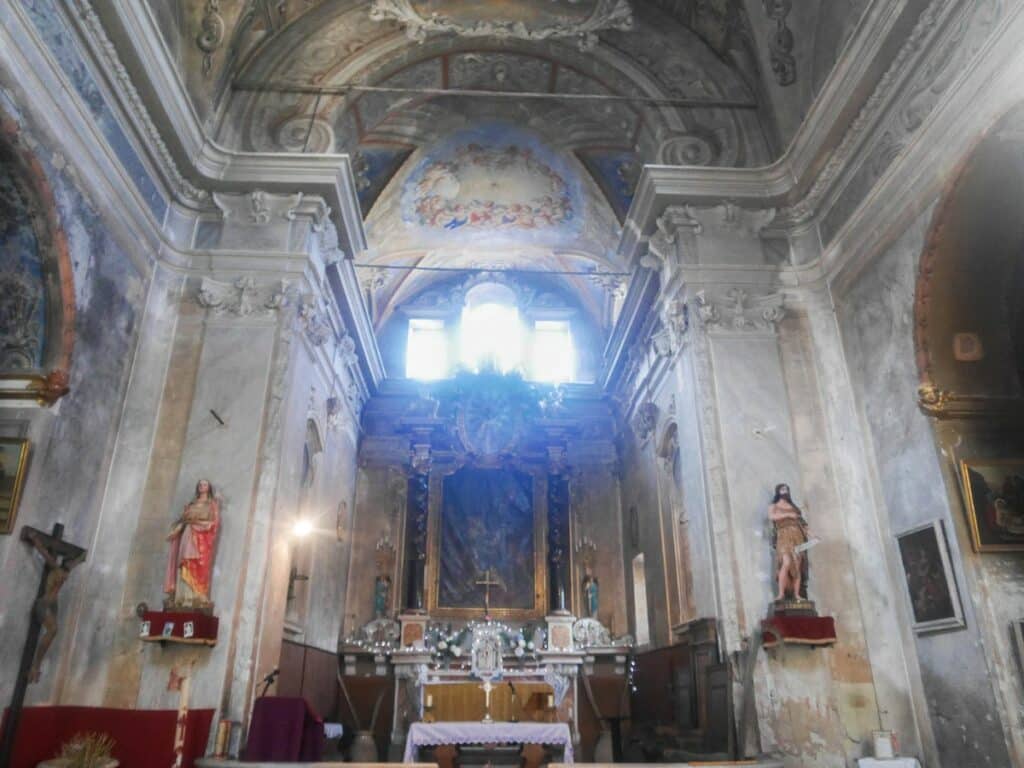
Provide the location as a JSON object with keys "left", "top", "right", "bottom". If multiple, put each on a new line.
{"left": 403, "top": 722, "right": 573, "bottom": 763}
{"left": 857, "top": 760, "right": 921, "bottom": 768}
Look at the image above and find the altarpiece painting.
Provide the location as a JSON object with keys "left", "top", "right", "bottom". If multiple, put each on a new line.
{"left": 427, "top": 466, "right": 546, "bottom": 618}
{"left": 959, "top": 458, "right": 1024, "bottom": 552}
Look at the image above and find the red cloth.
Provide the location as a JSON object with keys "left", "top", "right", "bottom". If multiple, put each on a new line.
{"left": 242, "top": 697, "right": 324, "bottom": 762}
{"left": 762, "top": 615, "right": 837, "bottom": 647}
{"left": 0, "top": 706, "right": 213, "bottom": 768}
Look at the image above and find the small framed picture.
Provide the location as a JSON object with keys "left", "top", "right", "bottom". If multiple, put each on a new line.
{"left": 139, "top": 620, "right": 151, "bottom": 637}
{"left": 896, "top": 520, "right": 965, "bottom": 634}
{"left": 959, "top": 458, "right": 1024, "bottom": 552}
{"left": 183, "top": 621, "right": 195, "bottom": 639}
{"left": 162, "top": 621, "right": 175, "bottom": 638}
{"left": 0, "top": 438, "right": 30, "bottom": 535}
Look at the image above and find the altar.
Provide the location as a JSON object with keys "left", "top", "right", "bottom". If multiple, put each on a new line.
{"left": 337, "top": 374, "right": 632, "bottom": 761}
{"left": 403, "top": 722, "right": 574, "bottom": 763}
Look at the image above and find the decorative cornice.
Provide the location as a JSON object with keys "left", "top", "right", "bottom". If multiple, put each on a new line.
{"left": 69, "top": 0, "right": 210, "bottom": 204}
{"left": 774, "top": 0, "right": 961, "bottom": 227}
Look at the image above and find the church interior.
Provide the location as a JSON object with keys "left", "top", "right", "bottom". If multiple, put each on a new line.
{"left": 2, "top": 1, "right": 1024, "bottom": 767}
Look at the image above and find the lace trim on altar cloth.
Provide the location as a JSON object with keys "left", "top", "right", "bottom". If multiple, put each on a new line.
{"left": 404, "top": 722, "right": 574, "bottom": 763}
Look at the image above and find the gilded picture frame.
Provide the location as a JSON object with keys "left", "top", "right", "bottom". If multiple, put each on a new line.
{"left": 0, "top": 438, "right": 30, "bottom": 535}
{"left": 425, "top": 465, "right": 548, "bottom": 620}
{"left": 895, "top": 520, "right": 965, "bottom": 634}
{"left": 958, "top": 458, "right": 1024, "bottom": 552}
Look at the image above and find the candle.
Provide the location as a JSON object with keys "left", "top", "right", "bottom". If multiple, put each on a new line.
{"left": 426, "top": 694, "right": 433, "bottom": 708}
{"left": 547, "top": 694, "right": 554, "bottom": 709}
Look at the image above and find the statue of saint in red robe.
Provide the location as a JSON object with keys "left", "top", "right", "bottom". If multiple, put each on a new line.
{"left": 165, "top": 479, "right": 220, "bottom": 611}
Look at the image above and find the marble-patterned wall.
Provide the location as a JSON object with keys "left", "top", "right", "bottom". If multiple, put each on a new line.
{"left": 835, "top": 207, "right": 1015, "bottom": 767}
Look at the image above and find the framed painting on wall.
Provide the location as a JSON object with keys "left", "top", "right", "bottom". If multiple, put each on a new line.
{"left": 959, "top": 458, "right": 1024, "bottom": 552}
{"left": 896, "top": 520, "right": 965, "bottom": 634}
{"left": 0, "top": 438, "right": 30, "bottom": 534}
{"left": 1012, "top": 618, "right": 1024, "bottom": 684}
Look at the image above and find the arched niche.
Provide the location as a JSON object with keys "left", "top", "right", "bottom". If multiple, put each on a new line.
{"left": 915, "top": 104, "right": 1024, "bottom": 418}
{"left": 0, "top": 116, "right": 75, "bottom": 405}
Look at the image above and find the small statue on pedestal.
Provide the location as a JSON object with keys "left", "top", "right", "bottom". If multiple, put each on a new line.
{"left": 164, "top": 479, "right": 220, "bottom": 612}
{"left": 768, "top": 482, "right": 813, "bottom": 610}
{"left": 374, "top": 574, "right": 391, "bottom": 619}
{"left": 373, "top": 535, "right": 395, "bottom": 619}
{"left": 583, "top": 571, "right": 599, "bottom": 619}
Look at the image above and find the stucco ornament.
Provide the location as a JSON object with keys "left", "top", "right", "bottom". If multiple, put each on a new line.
{"left": 196, "top": 0, "right": 225, "bottom": 77}
{"left": 369, "top": 0, "right": 634, "bottom": 51}
{"left": 572, "top": 617, "right": 612, "bottom": 648}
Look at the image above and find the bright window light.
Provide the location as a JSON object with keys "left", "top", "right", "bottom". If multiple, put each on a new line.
{"left": 406, "top": 318, "right": 448, "bottom": 380}
{"left": 460, "top": 303, "right": 523, "bottom": 373}
{"left": 531, "top": 320, "right": 574, "bottom": 383}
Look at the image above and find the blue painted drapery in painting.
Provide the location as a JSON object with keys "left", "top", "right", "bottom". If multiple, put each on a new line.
{"left": 438, "top": 467, "right": 535, "bottom": 611}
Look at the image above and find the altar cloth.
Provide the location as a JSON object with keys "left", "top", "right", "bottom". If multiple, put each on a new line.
{"left": 403, "top": 721, "right": 573, "bottom": 763}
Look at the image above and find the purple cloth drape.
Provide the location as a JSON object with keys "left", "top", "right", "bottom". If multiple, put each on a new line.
{"left": 242, "top": 697, "right": 324, "bottom": 762}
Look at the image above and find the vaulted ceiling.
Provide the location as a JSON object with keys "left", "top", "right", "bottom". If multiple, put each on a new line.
{"left": 148, "top": 0, "right": 871, "bottom": 332}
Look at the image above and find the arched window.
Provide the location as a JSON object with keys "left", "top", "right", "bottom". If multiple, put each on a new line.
{"left": 404, "top": 279, "right": 579, "bottom": 382}
{"left": 459, "top": 282, "right": 523, "bottom": 374}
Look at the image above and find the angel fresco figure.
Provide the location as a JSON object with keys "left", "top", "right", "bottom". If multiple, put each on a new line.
{"left": 165, "top": 479, "right": 220, "bottom": 611}
{"left": 768, "top": 482, "right": 811, "bottom": 602}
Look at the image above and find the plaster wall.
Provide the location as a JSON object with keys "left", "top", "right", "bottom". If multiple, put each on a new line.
{"left": 0, "top": 92, "right": 148, "bottom": 707}
{"left": 619, "top": 425, "right": 673, "bottom": 648}
{"left": 346, "top": 465, "right": 407, "bottom": 635}
{"left": 571, "top": 465, "right": 627, "bottom": 637}
{"left": 835, "top": 207, "right": 1015, "bottom": 767}
{"left": 672, "top": 351, "right": 718, "bottom": 620}
{"left": 274, "top": 336, "right": 360, "bottom": 653}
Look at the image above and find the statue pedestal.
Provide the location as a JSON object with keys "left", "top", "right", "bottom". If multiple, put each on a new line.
{"left": 762, "top": 601, "right": 836, "bottom": 649}
{"left": 545, "top": 614, "right": 576, "bottom": 651}
{"left": 139, "top": 609, "right": 218, "bottom": 646}
{"left": 399, "top": 612, "right": 429, "bottom": 649}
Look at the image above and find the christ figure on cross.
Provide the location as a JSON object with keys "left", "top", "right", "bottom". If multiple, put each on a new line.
{"left": 475, "top": 568, "right": 504, "bottom": 617}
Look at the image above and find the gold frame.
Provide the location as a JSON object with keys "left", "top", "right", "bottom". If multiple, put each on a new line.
{"left": 0, "top": 438, "right": 30, "bottom": 535}
{"left": 959, "top": 458, "right": 1024, "bottom": 552}
{"left": 425, "top": 465, "right": 548, "bottom": 620}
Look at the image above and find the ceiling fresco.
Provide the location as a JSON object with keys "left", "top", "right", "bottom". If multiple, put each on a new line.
{"left": 147, "top": 0, "right": 873, "bottom": 333}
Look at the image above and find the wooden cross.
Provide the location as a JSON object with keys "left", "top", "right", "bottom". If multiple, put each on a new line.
{"left": 474, "top": 568, "right": 502, "bottom": 616}
{"left": 0, "top": 524, "right": 87, "bottom": 768}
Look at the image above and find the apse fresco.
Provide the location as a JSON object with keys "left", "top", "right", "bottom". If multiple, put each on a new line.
{"left": 401, "top": 123, "right": 583, "bottom": 242}
{"left": 0, "top": 161, "right": 46, "bottom": 370}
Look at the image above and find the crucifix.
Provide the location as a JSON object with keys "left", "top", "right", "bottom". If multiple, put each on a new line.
{"left": 0, "top": 524, "right": 87, "bottom": 768}
{"left": 475, "top": 568, "right": 502, "bottom": 617}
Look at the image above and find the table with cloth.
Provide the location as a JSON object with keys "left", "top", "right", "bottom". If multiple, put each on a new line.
{"left": 403, "top": 721, "right": 573, "bottom": 764}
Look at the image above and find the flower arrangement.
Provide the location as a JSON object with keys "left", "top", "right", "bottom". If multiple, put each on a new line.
{"left": 425, "top": 624, "right": 469, "bottom": 665}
